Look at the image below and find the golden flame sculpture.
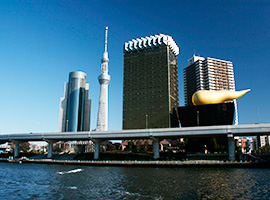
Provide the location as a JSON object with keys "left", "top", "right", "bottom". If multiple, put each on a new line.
{"left": 192, "top": 89, "right": 251, "bottom": 106}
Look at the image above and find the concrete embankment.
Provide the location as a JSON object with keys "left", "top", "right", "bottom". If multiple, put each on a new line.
{"left": 1, "top": 158, "right": 269, "bottom": 168}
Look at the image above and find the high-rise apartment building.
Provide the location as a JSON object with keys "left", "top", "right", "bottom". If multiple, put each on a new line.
{"left": 123, "top": 34, "right": 180, "bottom": 129}
{"left": 183, "top": 55, "right": 238, "bottom": 124}
{"left": 183, "top": 55, "right": 235, "bottom": 105}
{"left": 59, "top": 71, "right": 91, "bottom": 132}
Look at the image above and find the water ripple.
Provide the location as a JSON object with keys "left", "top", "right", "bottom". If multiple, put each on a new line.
{"left": 1, "top": 163, "right": 270, "bottom": 199}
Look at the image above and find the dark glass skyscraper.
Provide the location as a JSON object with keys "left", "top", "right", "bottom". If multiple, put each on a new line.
{"left": 59, "top": 71, "right": 91, "bottom": 132}
{"left": 123, "top": 34, "right": 180, "bottom": 129}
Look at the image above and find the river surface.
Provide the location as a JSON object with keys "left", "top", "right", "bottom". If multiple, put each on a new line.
{"left": 1, "top": 162, "right": 270, "bottom": 199}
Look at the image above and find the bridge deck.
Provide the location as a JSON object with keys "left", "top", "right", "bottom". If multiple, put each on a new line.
{"left": 0, "top": 124, "right": 270, "bottom": 144}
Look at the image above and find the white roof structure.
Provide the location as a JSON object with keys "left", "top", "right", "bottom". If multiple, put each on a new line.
{"left": 124, "top": 34, "right": 179, "bottom": 56}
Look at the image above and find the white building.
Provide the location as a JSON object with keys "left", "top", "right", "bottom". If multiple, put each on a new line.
{"left": 0, "top": 144, "right": 12, "bottom": 153}
{"left": 252, "top": 135, "right": 270, "bottom": 150}
{"left": 259, "top": 135, "right": 270, "bottom": 147}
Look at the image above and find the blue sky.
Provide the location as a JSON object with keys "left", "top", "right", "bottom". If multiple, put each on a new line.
{"left": 0, "top": 0, "right": 269, "bottom": 134}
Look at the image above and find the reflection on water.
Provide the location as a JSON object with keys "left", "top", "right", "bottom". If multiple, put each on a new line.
{"left": 1, "top": 163, "right": 270, "bottom": 199}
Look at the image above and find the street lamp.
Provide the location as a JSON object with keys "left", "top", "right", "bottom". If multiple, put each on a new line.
{"left": 197, "top": 111, "right": 200, "bottom": 126}
{"left": 146, "top": 115, "right": 148, "bottom": 129}
{"left": 256, "top": 107, "right": 260, "bottom": 124}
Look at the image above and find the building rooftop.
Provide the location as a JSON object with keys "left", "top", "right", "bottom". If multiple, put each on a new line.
{"left": 124, "top": 34, "right": 179, "bottom": 56}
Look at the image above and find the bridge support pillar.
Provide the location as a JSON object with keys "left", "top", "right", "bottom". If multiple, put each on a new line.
{"left": 45, "top": 140, "right": 57, "bottom": 159}
{"left": 14, "top": 142, "right": 20, "bottom": 158}
{"left": 93, "top": 139, "right": 100, "bottom": 160}
{"left": 47, "top": 142, "right": 53, "bottom": 159}
{"left": 153, "top": 138, "right": 160, "bottom": 159}
{"left": 228, "top": 134, "right": 235, "bottom": 161}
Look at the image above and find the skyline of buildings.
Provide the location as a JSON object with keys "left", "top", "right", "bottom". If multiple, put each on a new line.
{"left": 122, "top": 34, "right": 180, "bottom": 129}
{"left": 1, "top": 1, "right": 268, "bottom": 137}
{"left": 2, "top": 29, "right": 268, "bottom": 155}
{"left": 57, "top": 34, "right": 241, "bottom": 131}
{"left": 57, "top": 31, "right": 246, "bottom": 132}
{"left": 58, "top": 71, "right": 91, "bottom": 132}
{"left": 51, "top": 30, "right": 269, "bottom": 156}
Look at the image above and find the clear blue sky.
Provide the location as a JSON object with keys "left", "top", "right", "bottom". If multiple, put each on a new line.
{"left": 0, "top": 0, "right": 269, "bottom": 134}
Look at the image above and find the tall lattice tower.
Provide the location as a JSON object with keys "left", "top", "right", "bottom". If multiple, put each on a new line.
{"left": 96, "top": 27, "right": 111, "bottom": 131}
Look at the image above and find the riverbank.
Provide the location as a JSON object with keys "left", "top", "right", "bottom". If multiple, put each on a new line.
{"left": 1, "top": 157, "right": 269, "bottom": 168}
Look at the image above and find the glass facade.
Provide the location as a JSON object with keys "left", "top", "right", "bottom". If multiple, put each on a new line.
{"left": 178, "top": 103, "right": 235, "bottom": 127}
{"left": 66, "top": 71, "right": 86, "bottom": 132}
{"left": 123, "top": 46, "right": 179, "bottom": 129}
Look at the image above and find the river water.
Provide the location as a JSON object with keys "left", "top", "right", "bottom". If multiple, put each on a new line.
{"left": 1, "top": 162, "right": 270, "bottom": 199}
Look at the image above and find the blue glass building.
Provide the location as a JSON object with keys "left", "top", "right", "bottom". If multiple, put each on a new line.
{"left": 59, "top": 71, "right": 91, "bottom": 132}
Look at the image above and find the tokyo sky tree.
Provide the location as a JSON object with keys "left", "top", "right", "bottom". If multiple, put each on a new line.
{"left": 96, "top": 27, "right": 110, "bottom": 131}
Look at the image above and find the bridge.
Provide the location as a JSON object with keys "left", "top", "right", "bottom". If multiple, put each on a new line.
{"left": 1, "top": 123, "right": 269, "bottom": 161}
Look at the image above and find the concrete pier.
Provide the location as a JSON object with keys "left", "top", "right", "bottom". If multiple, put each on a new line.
{"left": 94, "top": 139, "right": 100, "bottom": 160}
{"left": 153, "top": 138, "right": 160, "bottom": 159}
{"left": 228, "top": 134, "right": 235, "bottom": 161}
{"left": 47, "top": 142, "right": 53, "bottom": 159}
{"left": 14, "top": 142, "right": 19, "bottom": 158}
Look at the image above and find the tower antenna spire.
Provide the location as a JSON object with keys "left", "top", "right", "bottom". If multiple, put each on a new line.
{"left": 101, "top": 27, "right": 109, "bottom": 74}
{"left": 104, "top": 26, "right": 108, "bottom": 52}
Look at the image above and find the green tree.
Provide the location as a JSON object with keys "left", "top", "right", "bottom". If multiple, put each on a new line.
{"left": 144, "top": 140, "right": 149, "bottom": 152}
{"left": 20, "top": 142, "right": 30, "bottom": 153}
{"left": 132, "top": 142, "right": 137, "bottom": 153}
{"left": 136, "top": 141, "right": 142, "bottom": 152}
{"left": 126, "top": 141, "right": 134, "bottom": 151}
